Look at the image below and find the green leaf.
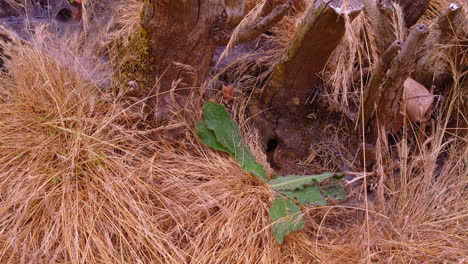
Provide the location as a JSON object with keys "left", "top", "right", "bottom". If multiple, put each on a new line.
{"left": 234, "top": 145, "right": 266, "bottom": 179}
{"left": 269, "top": 195, "right": 304, "bottom": 244}
{"left": 270, "top": 172, "right": 341, "bottom": 191}
{"left": 241, "top": 159, "right": 267, "bottom": 179}
{"left": 321, "top": 185, "right": 347, "bottom": 200}
{"left": 332, "top": 174, "right": 345, "bottom": 180}
{"left": 195, "top": 121, "right": 230, "bottom": 153}
{"left": 281, "top": 186, "right": 326, "bottom": 206}
{"left": 203, "top": 101, "right": 243, "bottom": 154}
{"left": 197, "top": 101, "right": 266, "bottom": 179}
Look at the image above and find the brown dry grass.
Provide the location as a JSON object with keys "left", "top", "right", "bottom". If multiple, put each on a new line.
{"left": 0, "top": 0, "right": 467, "bottom": 263}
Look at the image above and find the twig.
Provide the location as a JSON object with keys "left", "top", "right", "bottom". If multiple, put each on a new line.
{"left": 376, "top": 24, "right": 429, "bottom": 133}
{"left": 362, "top": 40, "right": 403, "bottom": 128}
{"left": 344, "top": 163, "right": 399, "bottom": 185}
{"left": 232, "top": 1, "right": 292, "bottom": 46}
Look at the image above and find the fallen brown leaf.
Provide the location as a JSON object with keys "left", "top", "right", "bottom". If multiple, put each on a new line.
{"left": 404, "top": 78, "right": 434, "bottom": 122}
{"left": 222, "top": 84, "right": 235, "bottom": 103}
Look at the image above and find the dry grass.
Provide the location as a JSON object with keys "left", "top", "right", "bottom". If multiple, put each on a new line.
{"left": 0, "top": 0, "right": 467, "bottom": 263}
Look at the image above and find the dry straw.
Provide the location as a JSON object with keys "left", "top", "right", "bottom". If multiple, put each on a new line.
{"left": 0, "top": 0, "right": 466, "bottom": 263}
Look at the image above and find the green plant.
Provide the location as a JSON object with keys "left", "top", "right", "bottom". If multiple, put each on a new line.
{"left": 196, "top": 101, "right": 266, "bottom": 179}
{"left": 196, "top": 101, "right": 346, "bottom": 244}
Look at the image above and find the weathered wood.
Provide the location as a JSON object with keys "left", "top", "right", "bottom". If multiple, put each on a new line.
{"left": 364, "top": 0, "right": 430, "bottom": 53}
{"left": 261, "top": 0, "right": 363, "bottom": 109}
{"left": 412, "top": 3, "right": 464, "bottom": 87}
{"left": 376, "top": 24, "right": 429, "bottom": 132}
{"left": 141, "top": 0, "right": 246, "bottom": 92}
{"left": 362, "top": 40, "right": 402, "bottom": 128}
{"left": 389, "top": 0, "right": 430, "bottom": 27}
{"left": 364, "top": 0, "right": 398, "bottom": 53}
{"left": 438, "top": 3, "right": 463, "bottom": 39}
{"left": 230, "top": 1, "right": 292, "bottom": 47}
{"left": 254, "top": 0, "right": 363, "bottom": 174}
{"left": 261, "top": 0, "right": 277, "bottom": 17}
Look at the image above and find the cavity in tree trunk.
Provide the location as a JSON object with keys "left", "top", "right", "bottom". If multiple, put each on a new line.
{"left": 253, "top": 0, "right": 363, "bottom": 174}
{"left": 138, "top": 0, "right": 365, "bottom": 174}
{"left": 137, "top": 0, "right": 457, "bottom": 175}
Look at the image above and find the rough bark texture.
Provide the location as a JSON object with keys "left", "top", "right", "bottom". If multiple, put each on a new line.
{"left": 254, "top": 0, "right": 363, "bottom": 174}
{"left": 376, "top": 24, "right": 429, "bottom": 133}
{"left": 362, "top": 40, "right": 402, "bottom": 128}
{"left": 364, "top": 0, "right": 397, "bottom": 53}
{"left": 139, "top": 0, "right": 293, "bottom": 121}
{"left": 364, "top": 0, "right": 430, "bottom": 53}
{"left": 389, "top": 0, "right": 430, "bottom": 27}
{"left": 412, "top": 3, "right": 466, "bottom": 88}
{"left": 229, "top": 1, "right": 292, "bottom": 47}
{"left": 141, "top": 0, "right": 246, "bottom": 92}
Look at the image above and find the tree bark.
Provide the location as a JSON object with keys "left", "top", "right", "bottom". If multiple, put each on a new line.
{"left": 136, "top": 0, "right": 441, "bottom": 174}
{"left": 412, "top": 3, "right": 465, "bottom": 88}
{"left": 141, "top": 0, "right": 246, "bottom": 92}
{"left": 253, "top": 0, "right": 363, "bottom": 174}
{"left": 389, "top": 0, "right": 430, "bottom": 27}
{"left": 376, "top": 24, "right": 429, "bottom": 133}
{"left": 361, "top": 40, "right": 403, "bottom": 128}
{"left": 139, "top": 0, "right": 293, "bottom": 120}
{"left": 364, "top": 0, "right": 430, "bottom": 53}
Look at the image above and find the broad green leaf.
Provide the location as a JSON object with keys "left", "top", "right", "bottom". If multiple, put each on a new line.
{"left": 269, "top": 195, "right": 304, "bottom": 244}
{"left": 234, "top": 145, "right": 266, "bottom": 179}
{"left": 281, "top": 186, "right": 326, "bottom": 206}
{"left": 195, "top": 121, "right": 230, "bottom": 153}
{"left": 270, "top": 172, "right": 342, "bottom": 191}
{"left": 321, "top": 185, "right": 347, "bottom": 200}
{"left": 197, "top": 101, "right": 266, "bottom": 179}
{"left": 241, "top": 158, "right": 267, "bottom": 179}
{"left": 203, "top": 101, "right": 242, "bottom": 154}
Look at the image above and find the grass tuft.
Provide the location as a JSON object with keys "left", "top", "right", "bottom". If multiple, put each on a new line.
{"left": 0, "top": 0, "right": 466, "bottom": 263}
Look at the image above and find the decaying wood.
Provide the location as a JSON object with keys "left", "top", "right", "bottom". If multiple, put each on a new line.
{"left": 230, "top": 1, "right": 292, "bottom": 47}
{"left": 412, "top": 3, "right": 465, "bottom": 87}
{"left": 364, "top": 0, "right": 396, "bottom": 53}
{"left": 254, "top": 0, "right": 363, "bottom": 174}
{"left": 376, "top": 24, "right": 429, "bottom": 133}
{"left": 141, "top": 0, "right": 293, "bottom": 92}
{"left": 362, "top": 40, "right": 403, "bottom": 128}
{"left": 389, "top": 0, "right": 430, "bottom": 27}
{"left": 260, "top": 0, "right": 277, "bottom": 17}
{"left": 438, "top": 3, "right": 463, "bottom": 41}
{"left": 261, "top": 0, "right": 363, "bottom": 108}
{"left": 365, "top": 0, "right": 430, "bottom": 53}
{"left": 140, "top": 0, "right": 295, "bottom": 122}
{"left": 141, "top": 0, "right": 247, "bottom": 93}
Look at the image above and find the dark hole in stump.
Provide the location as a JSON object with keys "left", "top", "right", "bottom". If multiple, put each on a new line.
{"left": 266, "top": 138, "right": 279, "bottom": 153}
{"left": 56, "top": 8, "right": 73, "bottom": 22}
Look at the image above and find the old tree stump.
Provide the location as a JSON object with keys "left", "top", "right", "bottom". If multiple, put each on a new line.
{"left": 134, "top": 0, "right": 465, "bottom": 174}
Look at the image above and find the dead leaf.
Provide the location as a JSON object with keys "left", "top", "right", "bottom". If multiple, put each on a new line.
{"left": 404, "top": 78, "right": 434, "bottom": 122}
{"left": 222, "top": 85, "right": 235, "bottom": 103}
